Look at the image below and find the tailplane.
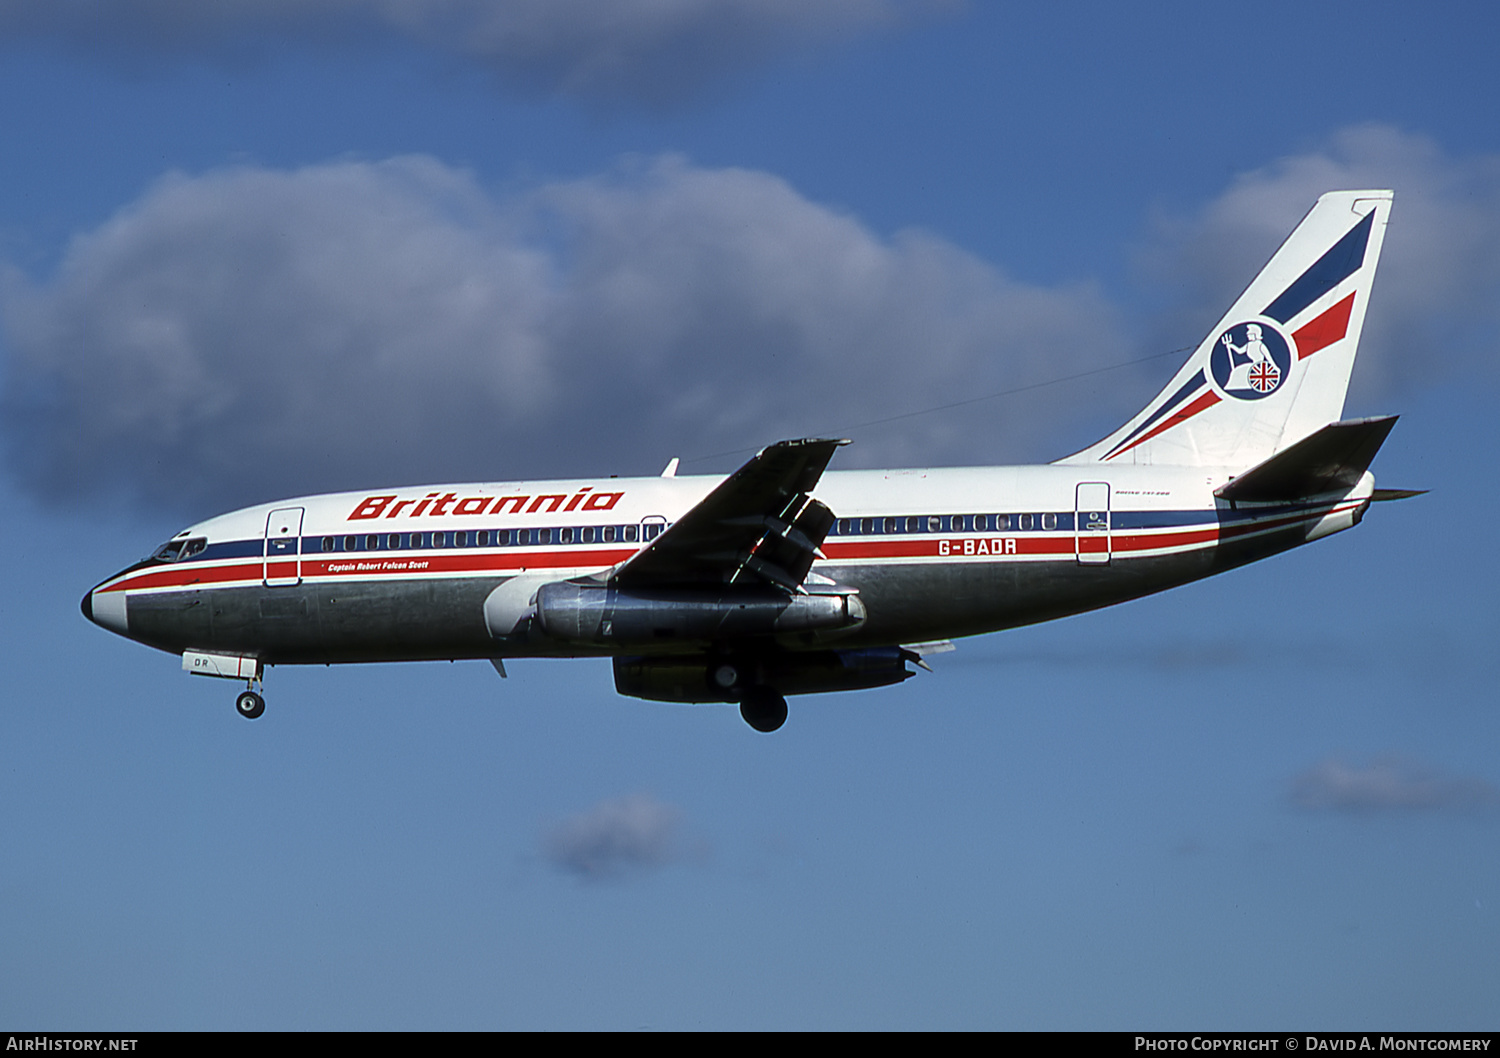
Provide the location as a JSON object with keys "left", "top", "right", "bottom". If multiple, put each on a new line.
{"left": 1060, "top": 190, "right": 1393, "bottom": 469}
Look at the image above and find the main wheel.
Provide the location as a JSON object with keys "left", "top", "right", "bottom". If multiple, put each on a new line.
{"left": 711, "top": 663, "right": 742, "bottom": 691}
{"left": 235, "top": 690, "right": 265, "bottom": 720}
{"left": 739, "top": 688, "right": 787, "bottom": 733}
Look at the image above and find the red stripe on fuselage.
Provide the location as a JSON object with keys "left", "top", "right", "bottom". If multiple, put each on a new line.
{"left": 99, "top": 547, "right": 641, "bottom": 593}
{"left": 101, "top": 503, "right": 1359, "bottom": 595}
{"left": 304, "top": 548, "right": 638, "bottom": 578}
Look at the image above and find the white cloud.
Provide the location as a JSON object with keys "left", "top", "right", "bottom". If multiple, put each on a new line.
{"left": 541, "top": 792, "right": 686, "bottom": 880}
{"left": 0, "top": 0, "right": 930, "bottom": 104}
{"left": 4, "top": 127, "right": 1496, "bottom": 516}
{"left": 1290, "top": 756, "right": 1500, "bottom": 815}
{"left": 0, "top": 153, "right": 1125, "bottom": 514}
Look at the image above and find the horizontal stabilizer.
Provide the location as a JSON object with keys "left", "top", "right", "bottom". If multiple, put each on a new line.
{"left": 1370, "top": 488, "right": 1427, "bottom": 502}
{"left": 1215, "top": 416, "right": 1397, "bottom": 502}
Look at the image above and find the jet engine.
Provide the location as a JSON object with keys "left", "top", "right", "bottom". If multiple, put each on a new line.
{"left": 534, "top": 581, "right": 865, "bottom": 647}
{"left": 612, "top": 646, "right": 917, "bottom": 703}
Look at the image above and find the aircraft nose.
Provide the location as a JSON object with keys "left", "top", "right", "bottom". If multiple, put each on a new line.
{"left": 82, "top": 585, "right": 129, "bottom": 635}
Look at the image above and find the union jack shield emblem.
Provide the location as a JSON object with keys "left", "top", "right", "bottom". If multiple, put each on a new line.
{"left": 1248, "top": 362, "right": 1281, "bottom": 392}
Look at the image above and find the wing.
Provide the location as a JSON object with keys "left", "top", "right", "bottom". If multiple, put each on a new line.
{"left": 613, "top": 438, "right": 847, "bottom": 592}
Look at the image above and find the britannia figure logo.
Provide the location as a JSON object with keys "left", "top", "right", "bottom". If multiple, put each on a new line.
{"left": 1210, "top": 320, "right": 1293, "bottom": 400}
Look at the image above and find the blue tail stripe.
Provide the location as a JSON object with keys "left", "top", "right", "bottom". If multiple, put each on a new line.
{"left": 1106, "top": 369, "right": 1208, "bottom": 454}
{"left": 1262, "top": 210, "right": 1373, "bottom": 324}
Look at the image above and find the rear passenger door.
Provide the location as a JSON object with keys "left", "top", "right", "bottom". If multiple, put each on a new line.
{"left": 1075, "top": 484, "right": 1111, "bottom": 565}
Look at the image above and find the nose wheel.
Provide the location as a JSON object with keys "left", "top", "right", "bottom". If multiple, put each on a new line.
{"left": 235, "top": 689, "right": 265, "bottom": 719}
{"left": 234, "top": 664, "right": 266, "bottom": 720}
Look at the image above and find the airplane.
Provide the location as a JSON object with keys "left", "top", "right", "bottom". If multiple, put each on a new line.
{"left": 82, "top": 190, "right": 1416, "bottom": 732}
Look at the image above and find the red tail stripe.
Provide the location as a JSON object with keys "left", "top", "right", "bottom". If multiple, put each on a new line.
{"left": 1105, "top": 390, "right": 1223, "bottom": 461}
{"left": 1293, "top": 292, "right": 1356, "bottom": 359}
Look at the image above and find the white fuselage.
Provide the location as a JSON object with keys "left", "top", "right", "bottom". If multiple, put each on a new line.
{"left": 84, "top": 460, "right": 1371, "bottom": 666}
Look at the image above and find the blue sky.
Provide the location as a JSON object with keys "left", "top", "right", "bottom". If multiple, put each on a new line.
{"left": 2, "top": 0, "right": 1499, "bottom": 1030}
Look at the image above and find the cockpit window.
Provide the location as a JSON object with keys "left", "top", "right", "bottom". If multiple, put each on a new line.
{"left": 151, "top": 539, "right": 185, "bottom": 562}
{"left": 150, "top": 536, "right": 207, "bottom": 563}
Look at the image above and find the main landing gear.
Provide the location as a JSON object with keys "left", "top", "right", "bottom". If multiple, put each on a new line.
{"left": 708, "top": 660, "right": 789, "bottom": 733}
{"left": 739, "top": 687, "right": 789, "bottom": 733}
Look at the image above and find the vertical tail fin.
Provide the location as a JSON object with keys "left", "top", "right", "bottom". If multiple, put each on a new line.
{"left": 1060, "top": 190, "right": 1392, "bottom": 469}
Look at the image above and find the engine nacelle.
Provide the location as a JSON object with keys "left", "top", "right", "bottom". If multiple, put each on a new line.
{"left": 613, "top": 647, "right": 916, "bottom": 703}
{"left": 535, "top": 581, "right": 865, "bottom": 647}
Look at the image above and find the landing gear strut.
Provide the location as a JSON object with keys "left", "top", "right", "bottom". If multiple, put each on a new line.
{"left": 739, "top": 687, "right": 788, "bottom": 733}
{"left": 235, "top": 666, "right": 266, "bottom": 720}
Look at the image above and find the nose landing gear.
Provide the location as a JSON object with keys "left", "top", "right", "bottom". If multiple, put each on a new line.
{"left": 235, "top": 687, "right": 266, "bottom": 720}
{"left": 234, "top": 666, "right": 267, "bottom": 720}
{"left": 182, "top": 650, "right": 268, "bottom": 720}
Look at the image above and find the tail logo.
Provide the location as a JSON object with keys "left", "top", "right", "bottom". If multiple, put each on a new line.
{"left": 1210, "top": 320, "right": 1294, "bottom": 401}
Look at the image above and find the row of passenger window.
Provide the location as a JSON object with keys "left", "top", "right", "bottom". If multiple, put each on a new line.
{"left": 830, "top": 513, "right": 1065, "bottom": 535}
{"left": 318, "top": 513, "right": 1069, "bottom": 552}
{"left": 316, "top": 522, "right": 664, "bottom": 553}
